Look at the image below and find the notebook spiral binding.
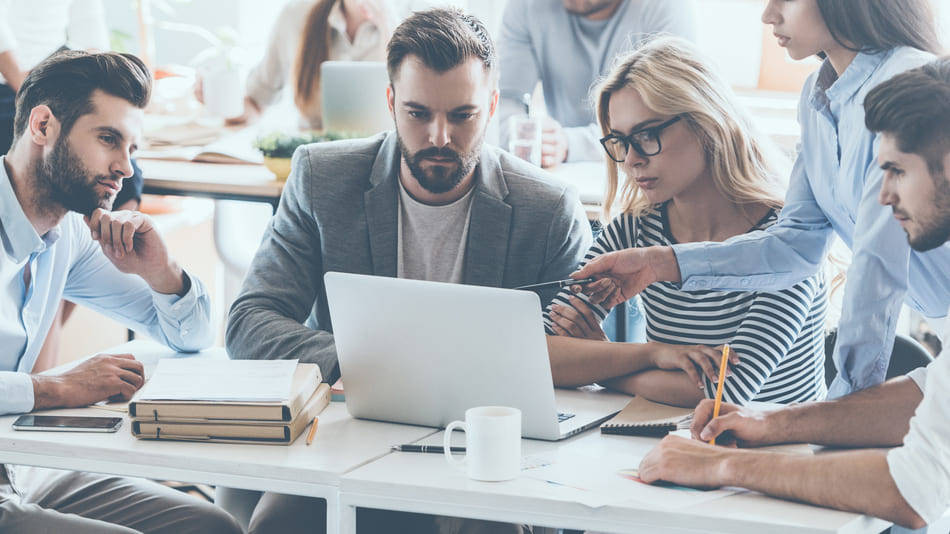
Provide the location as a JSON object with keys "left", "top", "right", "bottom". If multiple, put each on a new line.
{"left": 600, "top": 413, "right": 693, "bottom": 437}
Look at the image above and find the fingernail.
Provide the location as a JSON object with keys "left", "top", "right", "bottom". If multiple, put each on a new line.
{"left": 700, "top": 430, "right": 710, "bottom": 440}
{"left": 92, "top": 231, "right": 99, "bottom": 239}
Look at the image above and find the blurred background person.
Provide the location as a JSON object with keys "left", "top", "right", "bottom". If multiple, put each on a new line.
{"left": 498, "top": 0, "right": 697, "bottom": 168}
{"left": 197, "top": 0, "right": 396, "bottom": 129}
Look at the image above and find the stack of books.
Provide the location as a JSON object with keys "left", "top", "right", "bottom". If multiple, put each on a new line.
{"left": 129, "top": 359, "right": 329, "bottom": 445}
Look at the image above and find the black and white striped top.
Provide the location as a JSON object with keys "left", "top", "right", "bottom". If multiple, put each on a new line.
{"left": 544, "top": 202, "right": 828, "bottom": 404}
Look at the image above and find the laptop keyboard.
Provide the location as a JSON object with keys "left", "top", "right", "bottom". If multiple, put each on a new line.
{"left": 557, "top": 412, "right": 575, "bottom": 423}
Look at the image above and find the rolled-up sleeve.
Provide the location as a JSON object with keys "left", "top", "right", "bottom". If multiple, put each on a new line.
{"left": 0, "top": 371, "right": 34, "bottom": 415}
{"left": 887, "top": 354, "right": 950, "bottom": 525}
{"left": 674, "top": 147, "right": 834, "bottom": 292}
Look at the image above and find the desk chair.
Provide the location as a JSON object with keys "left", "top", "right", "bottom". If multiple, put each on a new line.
{"left": 823, "top": 329, "right": 934, "bottom": 388}
{"left": 213, "top": 200, "right": 273, "bottom": 320}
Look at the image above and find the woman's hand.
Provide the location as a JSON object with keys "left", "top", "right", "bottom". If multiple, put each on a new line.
{"left": 549, "top": 296, "right": 608, "bottom": 341}
{"left": 646, "top": 343, "right": 739, "bottom": 389}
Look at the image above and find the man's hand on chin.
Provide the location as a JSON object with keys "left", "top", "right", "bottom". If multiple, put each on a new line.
{"left": 84, "top": 208, "right": 187, "bottom": 296}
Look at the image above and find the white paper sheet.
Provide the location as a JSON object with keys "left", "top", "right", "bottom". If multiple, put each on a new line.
{"left": 138, "top": 359, "right": 298, "bottom": 402}
{"left": 522, "top": 449, "right": 739, "bottom": 509}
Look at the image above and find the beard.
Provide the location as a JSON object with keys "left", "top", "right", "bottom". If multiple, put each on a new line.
{"left": 905, "top": 172, "right": 950, "bottom": 252}
{"left": 34, "top": 137, "right": 115, "bottom": 217}
{"left": 397, "top": 133, "right": 482, "bottom": 195}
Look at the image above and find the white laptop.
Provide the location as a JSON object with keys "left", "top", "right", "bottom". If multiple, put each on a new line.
{"left": 324, "top": 272, "right": 630, "bottom": 441}
{"left": 320, "top": 61, "right": 392, "bottom": 135}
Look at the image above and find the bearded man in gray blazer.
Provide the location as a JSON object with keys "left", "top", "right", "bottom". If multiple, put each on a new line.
{"left": 227, "top": 13, "right": 590, "bottom": 385}
{"left": 224, "top": 9, "right": 589, "bottom": 533}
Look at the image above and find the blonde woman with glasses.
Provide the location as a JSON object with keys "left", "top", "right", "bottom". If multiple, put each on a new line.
{"left": 544, "top": 36, "right": 828, "bottom": 408}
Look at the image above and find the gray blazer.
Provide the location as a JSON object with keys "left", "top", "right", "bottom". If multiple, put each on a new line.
{"left": 226, "top": 131, "right": 592, "bottom": 381}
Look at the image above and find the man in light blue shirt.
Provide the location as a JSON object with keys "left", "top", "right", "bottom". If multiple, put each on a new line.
{"left": 0, "top": 51, "right": 238, "bottom": 533}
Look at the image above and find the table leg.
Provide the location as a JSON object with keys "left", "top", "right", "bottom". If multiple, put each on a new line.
{"left": 613, "top": 301, "right": 628, "bottom": 343}
{"left": 337, "top": 498, "right": 357, "bottom": 534}
{"left": 325, "top": 492, "right": 340, "bottom": 534}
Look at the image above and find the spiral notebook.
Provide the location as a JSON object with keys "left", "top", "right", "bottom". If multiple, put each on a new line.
{"left": 600, "top": 395, "right": 693, "bottom": 437}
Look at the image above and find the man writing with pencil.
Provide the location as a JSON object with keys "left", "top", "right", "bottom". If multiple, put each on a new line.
{"left": 225, "top": 7, "right": 589, "bottom": 534}
{"left": 635, "top": 58, "right": 950, "bottom": 529}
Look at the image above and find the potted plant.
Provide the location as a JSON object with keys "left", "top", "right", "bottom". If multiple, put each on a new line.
{"left": 254, "top": 131, "right": 352, "bottom": 181}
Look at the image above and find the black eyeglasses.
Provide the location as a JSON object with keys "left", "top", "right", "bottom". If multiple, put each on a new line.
{"left": 600, "top": 116, "right": 682, "bottom": 163}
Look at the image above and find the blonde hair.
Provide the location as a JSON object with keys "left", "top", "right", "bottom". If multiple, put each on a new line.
{"left": 594, "top": 36, "right": 787, "bottom": 222}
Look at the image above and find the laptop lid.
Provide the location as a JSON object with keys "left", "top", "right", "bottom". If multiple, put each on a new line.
{"left": 320, "top": 61, "right": 392, "bottom": 135}
{"left": 325, "top": 272, "right": 577, "bottom": 439}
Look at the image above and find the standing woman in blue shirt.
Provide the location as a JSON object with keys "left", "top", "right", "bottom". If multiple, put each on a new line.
{"left": 574, "top": 0, "right": 945, "bottom": 398}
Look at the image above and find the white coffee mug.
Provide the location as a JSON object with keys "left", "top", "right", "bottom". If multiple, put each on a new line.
{"left": 200, "top": 59, "right": 245, "bottom": 119}
{"left": 444, "top": 406, "right": 521, "bottom": 482}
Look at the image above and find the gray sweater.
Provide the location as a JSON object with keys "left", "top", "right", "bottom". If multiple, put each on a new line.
{"left": 499, "top": 0, "right": 697, "bottom": 162}
{"left": 226, "top": 132, "right": 592, "bottom": 382}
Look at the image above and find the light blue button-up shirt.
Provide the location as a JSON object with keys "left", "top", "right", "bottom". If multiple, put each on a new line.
{"left": 0, "top": 157, "right": 214, "bottom": 415}
{"left": 673, "top": 47, "right": 948, "bottom": 398}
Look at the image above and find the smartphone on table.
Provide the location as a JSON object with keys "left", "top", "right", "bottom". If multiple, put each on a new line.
{"left": 12, "top": 415, "right": 123, "bottom": 433}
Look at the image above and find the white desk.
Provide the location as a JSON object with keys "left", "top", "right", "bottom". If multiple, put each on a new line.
{"left": 0, "top": 340, "right": 894, "bottom": 533}
{"left": 0, "top": 340, "right": 437, "bottom": 534}
{"left": 340, "top": 430, "right": 890, "bottom": 534}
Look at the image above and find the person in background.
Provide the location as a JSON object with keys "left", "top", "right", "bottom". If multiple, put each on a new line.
{"left": 544, "top": 37, "right": 828, "bottom": 408}
{"left": 638, "top": 56, "right": 950, "bottom": 531}
{"left": 573, "top": 0, "right": 946, "bottom": 399}
{"left": 201, "top": 0, "right": 395, "bottom": 129}
{"left": 498, "top": 0, "right": 697, "bottom": 168}
{"left": 0, "top": 0, "right": 109, "bottom": 154}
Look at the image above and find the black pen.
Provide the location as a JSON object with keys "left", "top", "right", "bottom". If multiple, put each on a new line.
{"left": 514, "top": 277, "right": 596, "bottom": 291}
{"left": 391, "top": 444, "right": 466, "bottom": 454}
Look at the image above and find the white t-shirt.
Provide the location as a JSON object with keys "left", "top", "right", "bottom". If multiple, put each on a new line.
{"left": 396, "top": 177, "right": 475, "bottom": 284}
{"left": 887, "top": 317, "right": 950, "bottom": 524}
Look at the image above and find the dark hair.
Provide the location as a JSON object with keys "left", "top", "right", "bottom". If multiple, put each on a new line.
{"left": 816, "top": 0, "right": 942, "bottom": 56}
{"left": 865, "top": 57, "right": 950, "bottom": 176}
{"left": 13, "top": 50, "right": 151, "bottom": 143}
{"left": 386, "top": 7, "right": 495, "bottom": 82}
{"left": 292, "top": 0, "right": 338, "bottom": 121}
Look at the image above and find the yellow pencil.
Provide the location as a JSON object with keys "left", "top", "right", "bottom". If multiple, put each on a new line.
{"left": 306, "top": 417, "right": 319, "bottom": 446}
{"left": 709, "top": 345, "right": 730, "bottom": 445}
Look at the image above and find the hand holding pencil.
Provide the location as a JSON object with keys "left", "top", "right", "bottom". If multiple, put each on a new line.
{"left": 708, "top": 345, "right": 730, "bottom": 444}
{"left": 688, "top": 399, "right": 780, "bottom": 448}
